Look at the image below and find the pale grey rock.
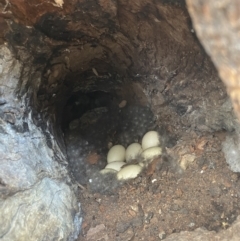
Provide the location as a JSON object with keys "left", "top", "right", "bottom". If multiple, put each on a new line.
{"left": 0, "top": 178, "right": 82, "bottom": 241}
{"left": 0, "top": 45, "right": 82, "bottom": 240}
{"left": 222, "top": 120, "right": 240, "bottom": 173}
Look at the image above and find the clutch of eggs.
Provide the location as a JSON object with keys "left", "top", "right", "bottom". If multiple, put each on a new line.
{"left": 101, "top": 131, "right": 162, "bottom": 180}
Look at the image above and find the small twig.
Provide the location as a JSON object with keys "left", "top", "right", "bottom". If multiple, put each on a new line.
{"left": 2, "top": 0, "right": 11, "bottom": 14}
{"left": 76, "top": 181, "right": 86, "bottom": 190}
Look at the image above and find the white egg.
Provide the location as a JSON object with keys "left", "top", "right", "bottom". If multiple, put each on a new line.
{"left": 142, "top": 131, "right": 160, "bottom": 150}
{"left": 139, "top": 162, "right": 144, "bottom": 167}
{"left": 125, "top": 143, "right": 142, "bottom": 162}
{"left": 141, "top": 146, "right": 162, "bottom": 161}
{"left": 107, "top": 145, "right": 126, "bottom": 163}
{"left": 117, "top": 164, "right": 142, "bottom": 180}
{"left": 105, "top": 161, "right": 126, "bottom": 171}
{"left": 100, "top": 168, "right": 117, "bottom": 175}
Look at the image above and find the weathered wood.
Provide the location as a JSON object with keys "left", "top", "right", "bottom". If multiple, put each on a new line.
{"left": 186, "top": 0, "right": 240, "bottom": 120}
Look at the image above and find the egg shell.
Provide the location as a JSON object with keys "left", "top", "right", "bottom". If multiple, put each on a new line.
{"left": 100, "top": 168, "right": 117, "bottom": 175}
{"left": 117, "top": 164, "right": 142, "bottom": 180}
{"left": 107, "top": 145, "right": 126, "bottom": 163}
{"left": 105, "top": 161, "right": 126, "bottom": 171}
{"left": 125, "top": 143, "right": 142, "bottom": 162}
{"left": 142, "top": 131, "right": 160, "bottom": 150}
{"left": 139, "top": 162, "right": 144, "bottom": 167}
{"left": 141, "top": 146, "right": 162, "bottom": 161}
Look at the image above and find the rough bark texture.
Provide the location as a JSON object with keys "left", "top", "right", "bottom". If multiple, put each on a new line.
{"left": 186, "top": 0, "right": 240, "bottom": 120}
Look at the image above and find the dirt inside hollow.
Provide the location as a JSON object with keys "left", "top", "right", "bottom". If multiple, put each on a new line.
{"left": 77, "top": 136, "right": 240, "bottom": 241}
{"left": 62, "top": 87, "right": 240, "bottom": 241}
